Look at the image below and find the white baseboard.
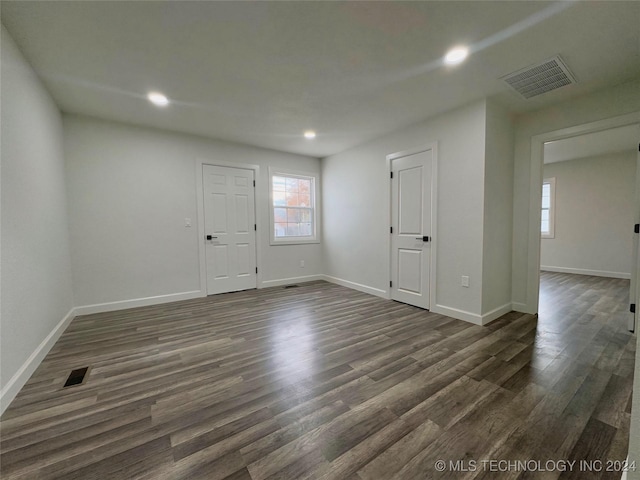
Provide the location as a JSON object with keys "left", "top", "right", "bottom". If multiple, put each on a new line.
{"left": 433, "top": 303, "right": 513, "bottom": 326}
{"left": 74, "top": 290, "right": 204, "bottom": 316}
{"left": 0, "top": 307, "right": 76, "bottom": 415}
{"left": 260, "top": 275, "right": 324, "bottom": 288}
{"left": 320, "top": 277, "right": 513, "bottom": 326}
{"left": 431, "top": 304, "right": 483, "bottom": 325}
{"left": 541, "top": 265, "right": 630, "bottom": 279}
{"left": 511, "top": 302, "right": 533, "bottom": 314}
{"left": 321, "top": 275, "right": 388, "bottom": 299}
{"left": 481, "top": 303, "right": 513, "bottom": 325}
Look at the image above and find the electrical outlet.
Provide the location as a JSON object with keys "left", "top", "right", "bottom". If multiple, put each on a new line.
{"left": 185, "top": 217, "right": 192, "bottom": 227}
{"left": 300, "top": 260, "right": 305, "bottom": 268}
{"left": 461, "top": 275, "right": 470, "bottom": 287}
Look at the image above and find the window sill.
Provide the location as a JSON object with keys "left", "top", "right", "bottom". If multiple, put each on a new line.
{"left": 270, "top": 238, "right": 320, "bottom": 246}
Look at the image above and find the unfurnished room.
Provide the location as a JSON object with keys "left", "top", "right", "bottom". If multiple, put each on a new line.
{"left": 1, "top": 1, "right": 640, "bottom": 479}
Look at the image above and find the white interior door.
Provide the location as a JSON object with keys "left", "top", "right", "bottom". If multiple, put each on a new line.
{"left": 391, "top": 149, "right": 433, "bottom": 309}
{"left": 631, "top": 144, "right": 640, "bottom": 332}
{"left": 203, "top": 165, "right": 257, "bottom": 295}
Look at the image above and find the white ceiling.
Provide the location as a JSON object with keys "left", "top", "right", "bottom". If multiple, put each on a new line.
{"left": 544, "top": 124, "right": 639, "bottom": 164}
{"left": 2, "top": 1, "right": 640, "bottom": 158}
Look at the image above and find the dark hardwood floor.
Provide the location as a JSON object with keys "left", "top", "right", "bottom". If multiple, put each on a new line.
{"left": 0, "top": 272, "right": 635, "bottom": 479}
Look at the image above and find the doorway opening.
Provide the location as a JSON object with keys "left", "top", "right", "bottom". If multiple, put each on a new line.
{"left": 534, "top": 121, "right": 640, "bottom": 331}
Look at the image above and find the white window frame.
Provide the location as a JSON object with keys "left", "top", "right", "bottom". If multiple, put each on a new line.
{"left": 269, "top": 168, "right": 320, "bottom": 245}
{"left": 541, "top": 177, "right": 556, "bottom": 239}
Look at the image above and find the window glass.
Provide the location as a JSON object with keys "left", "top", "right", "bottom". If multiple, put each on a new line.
{"left": 541, "top": 178, "right": 555, "bottom": 238}
{"left": 271, "top": 173, "right": 317, "bottom": 243}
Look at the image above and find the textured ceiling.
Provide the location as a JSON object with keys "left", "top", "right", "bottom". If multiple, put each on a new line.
{"left": 2, "top": 1, "right": 640, "bottom": 157}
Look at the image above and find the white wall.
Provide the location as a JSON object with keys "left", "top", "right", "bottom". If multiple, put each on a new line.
{"left": 64, "top": 115, "right": 322, "bottom": 308}
{"left": 511, "top": 78, "right": 640, "bottom": 311}
{"left": 482, "top": 101, "right": 514, "bottom": 315}
{"left": 322, "top": 100, "right": 488, "bottom": 320}
{"left": 541, "top": 151, "right": 636, "bottom": 278}
{"left": 1, "top": 26, "right": 75, "bottom": 409}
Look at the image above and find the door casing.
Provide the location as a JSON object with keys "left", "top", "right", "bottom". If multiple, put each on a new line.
{"left": 526, "top": 113, "right": 640, "bottom": 317}
{"left": 386, "top": 143, "right": 438, "bottom": 310}
{"left": 196, "top": 159, "right": 262, "bottom": 296}
{"left": 202, "top": 164, "right": 257, "bottom": 294}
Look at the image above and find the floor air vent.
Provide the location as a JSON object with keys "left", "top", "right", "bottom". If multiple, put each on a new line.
{"left": 63, "top": 367, "right": 90, "bottom": 387}
{"left": 501, "top": 55, "right": 576, "bottom": 99}
{"left": 284, "top": 285, "right": 300, "bottom": 289}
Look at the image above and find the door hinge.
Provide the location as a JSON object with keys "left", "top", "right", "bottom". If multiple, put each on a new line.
{"left": 256, "top": 267, "right": 258, "bottom": 274}
{"left": 390, "top": 171, "right": 393, "bottom": 179}
{"left": 390, "top": 226, "right": 393, "bottom": 234}
{"left": 255, "top": 224, "right": 257, "bottom": 231}
{"left": 631, "top": 303, "right": 636, "bottom": 313}
{"left": 390, "top": 281, "right": 392, "bottom": 288}
{"left": 635, "top": 224, "right": 639, "bottom": 234}
{"left": 253, "top": 180, "right": 256, "bottom": 187}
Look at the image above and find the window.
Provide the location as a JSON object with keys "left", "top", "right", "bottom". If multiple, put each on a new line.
{"left": 541, "top": 177, "right": 555, "bottom": 238}
{"left": 270, "top": 169, "right": 319, "bottom": 244}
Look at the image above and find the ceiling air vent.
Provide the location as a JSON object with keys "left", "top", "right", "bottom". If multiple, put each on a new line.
{"left": 501, "top": 55, "right": 576, "bottom": 99}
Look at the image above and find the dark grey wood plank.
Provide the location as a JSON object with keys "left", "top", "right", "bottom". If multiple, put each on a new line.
{"left": 0, "top": 273, "right": 633, "bottom": 480}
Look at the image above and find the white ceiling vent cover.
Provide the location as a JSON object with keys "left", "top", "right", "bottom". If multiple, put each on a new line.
{"left": 501, "top": 55, "right": 576, "bottom": 99}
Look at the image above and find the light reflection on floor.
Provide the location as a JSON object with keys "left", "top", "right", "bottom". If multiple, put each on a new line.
{"left": 271, "top": 319, "right": 316, "bottom": 388}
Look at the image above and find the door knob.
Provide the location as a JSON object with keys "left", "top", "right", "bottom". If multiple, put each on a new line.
{"left": 206, "top": 235, "right": 218, "bottom": 240}
{"left": 415, "top": 236, "right": 430, "bottom": 242}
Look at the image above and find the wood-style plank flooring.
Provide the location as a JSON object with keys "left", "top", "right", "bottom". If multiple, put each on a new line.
{"left": 0, "top": 272, "right": 635, "bottom": 479}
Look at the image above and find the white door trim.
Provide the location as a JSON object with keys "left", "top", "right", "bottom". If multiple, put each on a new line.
{"left": 525, "top": 111, "right": 640, "bottom": 314}
{"left": 196, "top": 158, "right": 262, "bottom": 295}
{"left": 386, "top": 143, "right": 438, "bottom": 309}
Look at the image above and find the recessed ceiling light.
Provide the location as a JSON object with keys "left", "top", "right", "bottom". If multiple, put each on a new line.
{"left": 304, "top": 130, "right": 316, "bottom": 139}
{"left": 444, "top": 46, "right": 469, "bottom": 66}
{"left": 147, "top": 91, "right": 169, "bottom": 107}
